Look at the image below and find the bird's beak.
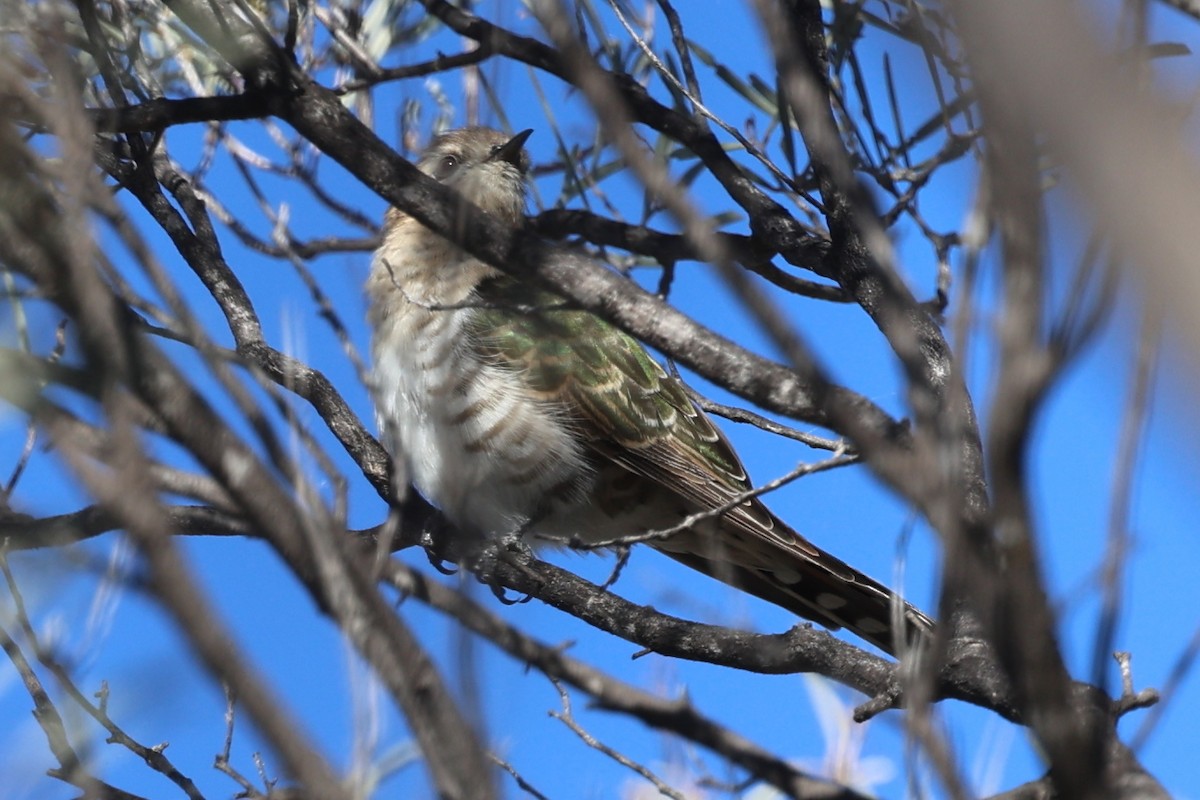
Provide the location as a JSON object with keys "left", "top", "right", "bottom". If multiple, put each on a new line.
{"left": 489, "top": 129, "right": 534, "bottom": 168}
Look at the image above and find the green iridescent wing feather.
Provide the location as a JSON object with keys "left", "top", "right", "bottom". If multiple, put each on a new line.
{"left": 467, "top": 277, "right": 824, "bottom": 560}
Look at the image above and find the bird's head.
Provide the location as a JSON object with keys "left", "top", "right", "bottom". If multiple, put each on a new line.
{"left": 416, "top": 126, "right": 533, "bottom": 228}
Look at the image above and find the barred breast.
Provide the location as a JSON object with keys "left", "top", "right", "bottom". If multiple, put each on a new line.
{"left": 367, "top": 222, "right": 593, "bottom": 538}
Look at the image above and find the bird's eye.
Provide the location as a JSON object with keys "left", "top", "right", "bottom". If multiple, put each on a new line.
{"left": 435, "top": 154, "right": 459, "bottom": 178}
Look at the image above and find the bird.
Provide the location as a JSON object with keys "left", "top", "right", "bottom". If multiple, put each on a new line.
{"left": 367, "top": 126, "right": 934, "bottom": 656}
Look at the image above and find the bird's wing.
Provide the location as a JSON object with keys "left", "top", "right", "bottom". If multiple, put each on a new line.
{"left": 469, "top": 278, "right": 932, "bottom": 653}
{"left": 468, "top": 279, "right": 780, "bottom": 531}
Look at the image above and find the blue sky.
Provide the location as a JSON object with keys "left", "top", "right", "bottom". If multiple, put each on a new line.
{"left": 2, "top": 2, "right": 1199, "bottom": 798}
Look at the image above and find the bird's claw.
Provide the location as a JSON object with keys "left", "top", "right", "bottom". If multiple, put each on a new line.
{"left": 470, "top": 527, "right": 534, "bottom": 604}
{"left": 425, "top": 552, "right": 459, "bottom": 575}
{"left": 420, "top": 527, "right": 460, "bottom": 574}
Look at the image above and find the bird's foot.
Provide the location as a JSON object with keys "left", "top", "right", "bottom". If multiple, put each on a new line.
{"left": 419, "top": 525, "right": 461, "bottom": 575}
{"left": 469, "top": 526, "right": 535, "bottom": 606}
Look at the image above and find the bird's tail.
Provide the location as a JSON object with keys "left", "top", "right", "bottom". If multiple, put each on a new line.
{"left": 653, "top": 511, "right": 934, "bottom": 658}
